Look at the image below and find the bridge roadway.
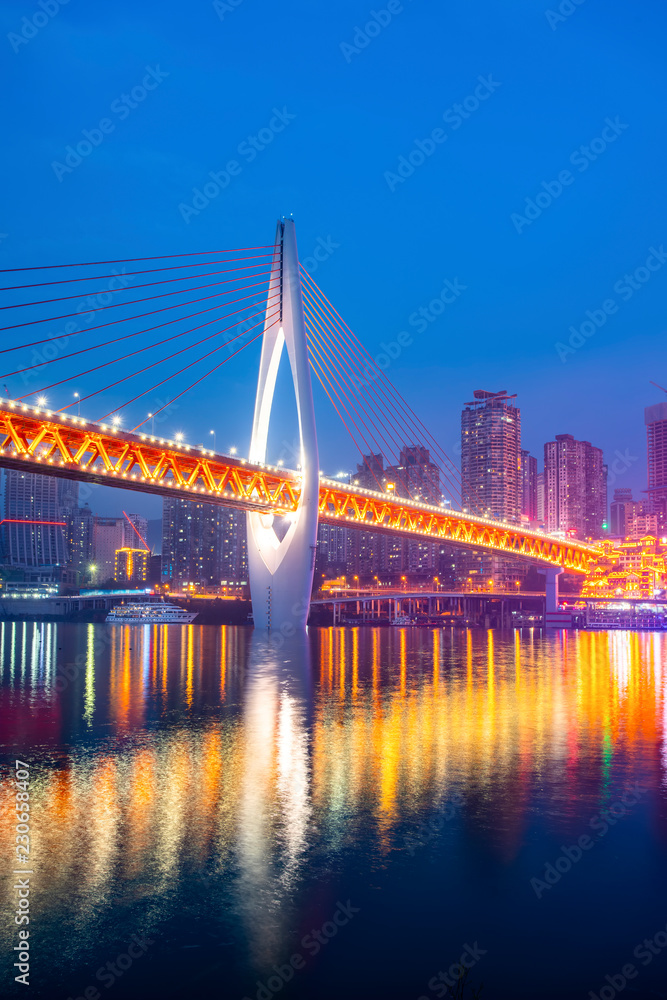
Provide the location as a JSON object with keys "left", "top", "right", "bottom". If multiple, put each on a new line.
{"left": 0, "top": 398, "right": 599, "bottom": 573}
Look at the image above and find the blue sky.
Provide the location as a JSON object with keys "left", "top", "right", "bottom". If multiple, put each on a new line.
{"left": 1, "top": 0, "right": 666, "bottom": 517}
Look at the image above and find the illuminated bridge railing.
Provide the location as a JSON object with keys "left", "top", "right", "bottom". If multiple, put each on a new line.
{"left": 0, "top": 399, "right": 599, "bottom": 572}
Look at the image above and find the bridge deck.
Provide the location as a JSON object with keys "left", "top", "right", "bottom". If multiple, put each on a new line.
{"left": 0, "top": 400, "right": 599, "bottom": 572}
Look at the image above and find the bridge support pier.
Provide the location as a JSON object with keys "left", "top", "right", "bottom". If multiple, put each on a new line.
{"left": 246, "top": 219, "right": 319, "bottom": 631}
{"left": 539, "top": 566, "right": 572, "bottom": 629}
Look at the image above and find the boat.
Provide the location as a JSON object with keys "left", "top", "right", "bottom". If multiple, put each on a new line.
{"left": 390, "top": 614, "right": 414, "bottom": 626}
{"left": 105, "top": 602, "right": 198, "bottom": 624}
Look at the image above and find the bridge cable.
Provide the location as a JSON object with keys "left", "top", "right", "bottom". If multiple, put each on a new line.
{"left": 0, "top": 246, "right": 278, "bottom": 273}
{"left": 302, "top": 287, "right": 461, "bottom": 504}
{"left": 19, "top": 294, "right": 281, "bottom": 405}
{"left": 0, "top": 274, "right": 279, "bottom": 357}
{"left": 0, "top": 253, "right": 277, "bottom": 293}
{"left": 94, "top": 307, "right": 279, "bottom": 419}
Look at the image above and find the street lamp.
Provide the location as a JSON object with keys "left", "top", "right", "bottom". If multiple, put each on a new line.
{"left": 209, "top": 429, "right": 216, "bottom": 451}
{"left": 148, "top": 412, "right": 155, "bottom": 434}
{"left": 230, "top": 446, "right": 237, "bottom": 455}
{"left": 401, "top": 575, "right": 407, "bottom": 592}
{"left": 73, "top": 391, "right": 80, "bottom": 416}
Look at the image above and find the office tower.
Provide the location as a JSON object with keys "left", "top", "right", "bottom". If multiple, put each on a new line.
{"left": 645, "top": 400, "right": 667, "bottom": 517}
{"left": 544, "top": 434, "right": 606, "bottom": 538}
{"left": 520, "top": 450, "right": 538, "bottom": 521}
{"left": 161, "top": 498, "right": 247, "bottom": 588}
{"left": 2, "top": 470, "right": 75, "bottom": 568}
{"left": 461, "top": 390, "right": 521, "bottom": 523}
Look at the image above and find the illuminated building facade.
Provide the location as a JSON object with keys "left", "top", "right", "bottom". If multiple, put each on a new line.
{"left": 66, "top": 502, "right": 94, "bottom": 581}
{"left": 581, "top": 535, "right": 667, "bottom": 599}
{"left": 645, "top": 400, "right": 667, "bottom": 518}
{"left": 161, "top": 497, "right": 247, "bottom": 589}
{"left": 114, "top": 547, "right": 149, "bottom": 584}
{"left": 93, "top": 514, "right": 149, "bottom": 583}
{"left": 461, "top": 390, "right": 521, "bottom": 523}
{"left": 520, "top": 450, "right": 538, "bottom": 522}
{"left": 93, "top": 518, "right": 127, "bottom": 582}
{"left": 2, "top": 469, "right": 77, "bottom": 567}
{"left": 544, "top": 434, "right": 606, "bottom": 538}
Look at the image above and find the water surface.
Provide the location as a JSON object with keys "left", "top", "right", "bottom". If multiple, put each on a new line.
{"left": 1, "top": 623, "right": 666, "bottom": 999}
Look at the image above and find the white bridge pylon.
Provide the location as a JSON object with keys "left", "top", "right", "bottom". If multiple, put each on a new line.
{"left": 246, "top": 219, "right": 319, "bottom": 630}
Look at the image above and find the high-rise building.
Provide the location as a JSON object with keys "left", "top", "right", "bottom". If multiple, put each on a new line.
{"left": 351, "top": 453, "right": 385, "bottom": 491}
{"left": 92, "top": 514, "right": 149, "bottom": 583}
{"left": 645, "top": 401, "right": 667, "bottom": 517}
{"left": 67, "top": 503, "right": 94, "bottom": 581}
{"left": 544, "top": 434, "right": 606, "bottom": 538}
{"left": 385, "top": 446, "right": 441, "bottom": 504}
{"left": 93, "top": 517, "right": 126, "bottom": 582}
{"left": 536, "top": 471, "right": 545, "bottom": 524}
{"left": 316, "top": 523, "right": 348, "bottom": 577}
{"left": 114, "top": 548, "right": 149, "bottom": 584}
{"left": 161, "top": 498, "right": 247, "bottom": 588}
{"left": 610, "top": 488, "right": 636, "bottom": 537}
{"left": 347, "top": 454, "right": 392, "bottom": 579}
{"left": 520, "top": 450, "right": 538, "bottom": 521}
{"left": 461, "top": 390, "right": 521, "bottom": 523}
{"left": 2, "top": 470, "right": 77, "bottom": 568}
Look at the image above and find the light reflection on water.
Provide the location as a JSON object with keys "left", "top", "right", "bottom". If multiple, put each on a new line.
{"left": 0, "top": 623, "right": 666, "bottom": 998}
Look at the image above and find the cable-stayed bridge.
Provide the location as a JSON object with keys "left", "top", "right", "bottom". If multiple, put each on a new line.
{"left": 0, "top": 219, "right": 598, "bottom": 628}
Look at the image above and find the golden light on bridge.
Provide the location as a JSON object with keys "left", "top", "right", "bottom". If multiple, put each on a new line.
{"left": 0, "top": 400, "right": 599, "bottom": 571}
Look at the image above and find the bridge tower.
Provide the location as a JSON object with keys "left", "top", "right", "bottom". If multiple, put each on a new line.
{"left": 246, "top": 219, "right": 319, "bottom": 630}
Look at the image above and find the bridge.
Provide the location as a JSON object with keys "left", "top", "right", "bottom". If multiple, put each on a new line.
{"left": 0, "top": 220, "right": 599, "bottom": 628}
